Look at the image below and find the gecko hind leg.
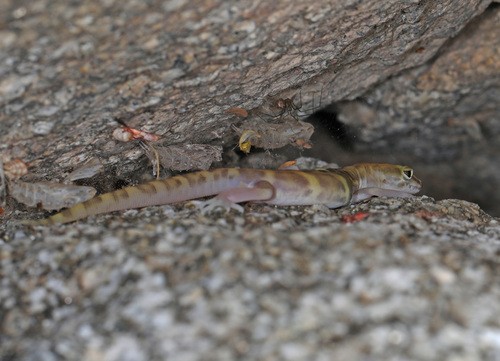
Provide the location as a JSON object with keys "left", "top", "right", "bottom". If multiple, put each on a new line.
{"left": 201, "top": 181, "right": 275, "bottom": 214}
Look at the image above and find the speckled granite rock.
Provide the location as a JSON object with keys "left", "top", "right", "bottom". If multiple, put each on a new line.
{"left": 2, "top": 197, "right": 500, "bottom": 360}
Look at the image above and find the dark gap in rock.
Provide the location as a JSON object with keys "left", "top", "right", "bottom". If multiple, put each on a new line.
{"left": 307, "top": 106, "right": 356, "bottom": 152}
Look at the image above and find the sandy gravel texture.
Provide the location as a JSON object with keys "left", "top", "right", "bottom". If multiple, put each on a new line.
{"left": 2, "top": 196, "right": 500, "bottom": 360}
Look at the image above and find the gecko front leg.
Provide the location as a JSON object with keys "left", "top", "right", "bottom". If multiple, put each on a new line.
{"left": 201, "top": 181, "right": 275, "bottom": 214}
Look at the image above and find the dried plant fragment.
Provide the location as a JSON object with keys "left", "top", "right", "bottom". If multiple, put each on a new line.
{"left": 259, "top": 89, "right": 323, "bottom": 121}
{"left": 233, "top": 117, "right": 314, "bottom": 151}
{"left": 10, "top": 180, "right": 97, "bottom": 210}
{"left": 112, "top": 119, "right": 162, "bottom": 178}
{"left": 238, "top": 129, "right": 260, "bottom": 154}
{"left": 112, "top": 127, "right": 135, "bottom": 142}
{"left": 110, "top": 119, "right": 220, "bottom": 174}
{"left": 278, "top": 157, "right": 340, "bottom": 171}
{"left": 3, "top": 159, "right": 28, "bottom": 179}
{"left": 240, "top": 152, "right": 288, "bottom": 169}
{"left": 66, "top": 158, "right": 104, "bottom": 181}
{"left": 260, "top": 95, "right": 303, "bottom": 120}
{"left": 0, "top": 160, "right": 6, "bottom": 207}
{"left": 112, "top": 126, "right": 160, "bottom": 142}
{"left": 226, "top": 107, "right": 249, "bottom": 118}
{"left": 139, "top": 142, "right": 161, "bottom": 178}
{"left": 155, "top": 144, "right": 222, "bottom": 171}
{"left": 32, "top": 120, "right": 55, "bottom": 135}
{"left": 341, "top": 212, "right": 370, "bottom": 223}
{"left": 1, "top": 158, "right": 30, "bottom": 208}
{"left": 293, "top": 138, "right": 313, "bottom": 149}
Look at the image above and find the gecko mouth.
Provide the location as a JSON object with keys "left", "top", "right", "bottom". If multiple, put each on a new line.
{"left": 355, "top": 187, "right": 420, "bottom": 200}
{"left": 380, "top": 189, "right": 419, "bottom": 198}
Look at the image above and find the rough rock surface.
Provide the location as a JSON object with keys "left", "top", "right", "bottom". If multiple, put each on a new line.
{"left": 2, "top": 197, "right": 500, "bottom": 360}
{"left": 1, "top": 0, "right": 498, "bottom": 215}
{"left": 1, "top": 0, "right": 500, "bottom": 360}
{"left": 332, "top": 8, "right": 500, "bottom": 216}
{"left": 0, "top": 0, "right": 493, "bottom": 174}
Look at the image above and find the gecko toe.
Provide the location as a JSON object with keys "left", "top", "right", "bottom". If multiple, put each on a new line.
{"left": 199, "top": 197, "right": 245, "bottom": 215}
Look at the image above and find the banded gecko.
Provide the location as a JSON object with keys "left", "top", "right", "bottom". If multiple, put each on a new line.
{"left": 24, "top": 163, "right": 422, "bottom": 225}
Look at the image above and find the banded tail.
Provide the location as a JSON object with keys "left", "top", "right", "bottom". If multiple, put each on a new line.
{"left": 22, "top": 169, "right": 242, "bottom": 225}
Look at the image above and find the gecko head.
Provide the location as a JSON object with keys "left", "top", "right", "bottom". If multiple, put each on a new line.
{"left": 347, "top": 163, "right": 422, "bottom": 195}
{"left": 376, "top": 164, "right": 422, "bottom": 195}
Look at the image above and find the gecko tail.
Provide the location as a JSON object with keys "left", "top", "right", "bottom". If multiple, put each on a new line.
{"left": 18, "top": 218, "right": 54, "bottom": 227}
{"left": 19, "top": 170, "right": 237, "bottom": 225}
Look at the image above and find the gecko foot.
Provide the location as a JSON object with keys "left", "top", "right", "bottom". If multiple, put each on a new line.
{"left": 199, "top": 182, "right": 275, "bottom": 215}
{"left": 200, "top": 196, "right": 244, "bottom": 215}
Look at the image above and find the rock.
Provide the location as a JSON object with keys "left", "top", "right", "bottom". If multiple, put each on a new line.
{"left": 1, "top": 1, "right": 500, "bottom": 360}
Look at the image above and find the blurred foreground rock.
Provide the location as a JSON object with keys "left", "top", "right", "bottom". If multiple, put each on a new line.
{"left": 2, "top": 196, "right": 500, "bottom": 360}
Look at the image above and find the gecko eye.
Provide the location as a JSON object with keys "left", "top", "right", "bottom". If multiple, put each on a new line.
{"left": 402, "top": 168, "right": 413, "bottom": 180}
